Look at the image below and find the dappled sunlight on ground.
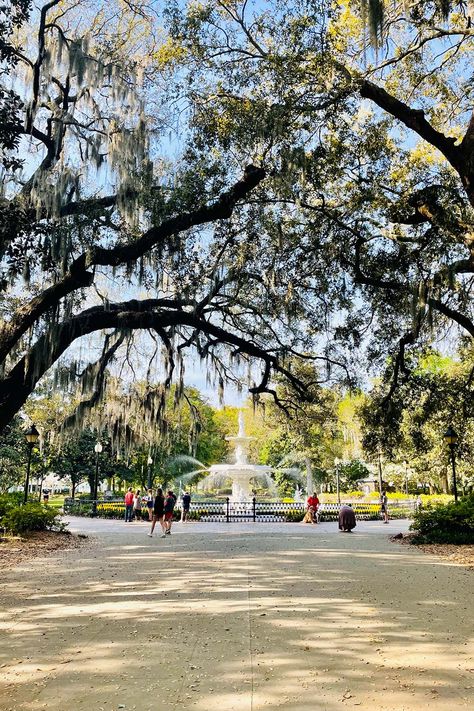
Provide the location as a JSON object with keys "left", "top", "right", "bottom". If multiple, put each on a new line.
{"left": 0, "top": 518, "right": 473, "bottom": 710}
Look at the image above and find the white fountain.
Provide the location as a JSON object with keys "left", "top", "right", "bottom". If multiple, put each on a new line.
{"left": 200, "top": 411, "right": 275, "bottom": 501}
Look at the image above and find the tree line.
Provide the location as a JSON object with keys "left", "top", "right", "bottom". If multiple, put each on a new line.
{"left": 1, "top": 348, "right": 473, "bottom": 496}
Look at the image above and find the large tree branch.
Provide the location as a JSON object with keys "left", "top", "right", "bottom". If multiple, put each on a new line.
{"left": 358, "top": 79, "right": 460, "bottom": 170}
{"left": 88, "top": 164, "right": 265, "bottom": 267}
{"left": 0, "top": 165, "right": 266, "bottom": 365}
{"left": 0, "top": 297, "right": 301, "bottom": 431}
{"left": 356, "top": 77, "right": 474, "bottom": 205}
{"left": 26, "top": 0, "right": 62, "bottom": 133}
{"left": 427, "top": 297, "right": 474, "bottom": 338}
{"left": 382, "top": 311, "right": 424, "bottom": 407}
{"left": 0, "top": 270, "right": 94, "bottom": 365}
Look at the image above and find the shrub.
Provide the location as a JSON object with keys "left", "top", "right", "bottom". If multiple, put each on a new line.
{"left": 2, "top": 503, "right": 63, "bottom": 535}
{"left": 410, "top": 495, "right": 474, "bottom": 544}
{"left": 186, "top": 510, "right": 201, "bottom": 521}
{"left": 96, "top": 502, "right": 124, "bottom": 519}
{"left": 285, "top": 509, "right": 305, "bottom": 523}
{"left": 0, "top": 494, "right": 17, "bottom": 520}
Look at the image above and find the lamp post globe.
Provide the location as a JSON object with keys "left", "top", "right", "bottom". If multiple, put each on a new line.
{"left": 92, "top": 442, "right": 103, "bottom": 516}
{"left": 24, "top": 424, "right": 39, "bottom": 504}
{"left": 443, "top": 426, "right": 459, "bottom": 502}
{"left": 443, "top": 426, "right": 458, "bottom": 446}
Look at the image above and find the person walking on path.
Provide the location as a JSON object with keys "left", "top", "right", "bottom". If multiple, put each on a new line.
{"left": 133, "top": 489, "right": 142, "bottom": 521}
{"left": 163, "top": 490, "right": 176, "bottom": 535}
{"left": 181, "top": 491, "right": 191, "bottom": 522}
{"left": 145, "top": 488, "right": 154, "bottom": 521}
{"left": 148, "top": 488, "right": 165, "bottom": 537}
{"left": 380, "top": 491, "right": 389, "bottom": 523}
{"left": 124, "top": 487, "right": 134, "bottom": 522}
{"left": 338, "top": 504, "right": 356, "bottom": 532}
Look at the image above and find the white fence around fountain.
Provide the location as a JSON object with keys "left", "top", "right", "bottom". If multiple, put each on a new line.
{"left": 180, "top": 499, "right": 417, "bottom": 522}
{"left": 64, "top": 497, "right": 418, "bottom": 520}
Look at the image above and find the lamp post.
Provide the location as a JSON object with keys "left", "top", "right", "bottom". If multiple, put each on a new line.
{"left": 24, "top": 424, "right": 40, "bottom": 504}
{"left": 147, "top": 455, "right": 153, "bottom": 490}
{"left": 443, "top": 426, "right": 458, "bottom": 503}
{"left": 92, "top": 441, "right": 103, "bottom": 516}
{"left": 334, "top": 457, "right": 341, "bottom": 504}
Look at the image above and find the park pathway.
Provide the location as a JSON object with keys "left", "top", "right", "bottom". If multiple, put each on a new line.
{"left": 0, "top": 518, "right": 473, "bottom": 711}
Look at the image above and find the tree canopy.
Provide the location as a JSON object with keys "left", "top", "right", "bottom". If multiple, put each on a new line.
{"left": 0, "top": 1, "right": 473, "bottom": 443}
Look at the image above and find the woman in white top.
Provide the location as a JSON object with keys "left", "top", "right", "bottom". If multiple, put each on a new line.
{"left": 133, "top": 490, "right": 142, "bottom": 521}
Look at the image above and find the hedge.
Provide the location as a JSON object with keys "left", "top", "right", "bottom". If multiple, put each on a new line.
{"left": 410, "top": 495, "right": 474, "bottom": 544}
{"left": 1, "top": 502, "right": 63, "bottom": 535}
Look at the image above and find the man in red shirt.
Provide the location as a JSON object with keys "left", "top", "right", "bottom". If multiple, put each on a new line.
{"left": 306, "top": 492, "right": 320, "bottom": 523}
{"left": 124, "top": 487, "right": 134, "bottom": 522}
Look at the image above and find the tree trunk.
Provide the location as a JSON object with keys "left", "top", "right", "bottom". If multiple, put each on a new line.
{"left": 441, "top": 469, "right": 449, "bottom": 494}
{"left": 305, "top": 457, "right": 313, "bottom": 494}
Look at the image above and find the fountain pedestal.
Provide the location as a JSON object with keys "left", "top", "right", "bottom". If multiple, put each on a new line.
{"left": 204, "top": 411, "right": 274, "bottom": 500}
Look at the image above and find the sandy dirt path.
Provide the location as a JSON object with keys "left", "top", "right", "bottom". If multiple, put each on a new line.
{"left": 0, "top": 518, "right": 473, "bottom": 711}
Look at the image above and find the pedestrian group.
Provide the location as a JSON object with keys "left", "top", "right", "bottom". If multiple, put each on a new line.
{"left": 123, "top": 486, "right": 192, "bottom": 539}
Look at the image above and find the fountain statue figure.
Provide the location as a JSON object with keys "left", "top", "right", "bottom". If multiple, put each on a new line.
{"left": 200, "top": 411, "right": 275, "bottom": 501}
{"left": 294, "top": 485, "right": 303, "bottom": 503}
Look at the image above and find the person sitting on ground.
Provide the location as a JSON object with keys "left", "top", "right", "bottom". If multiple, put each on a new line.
{"left": 338, "top": 503, "right": 356, "bottom": 532}
{"left": 380, "top": 491, "right": 389, "bottom": 524}
{"left": 181, "top": 490, "right": 191, "bottom": 522}
{"left": 306, "top": 492, "right": 320, "bottom": 523}
{"left": 163, "top": 490, "right": 176, "bottom": 535}
{"left": 148, "top": 487, "right": 165, "bottom": 537}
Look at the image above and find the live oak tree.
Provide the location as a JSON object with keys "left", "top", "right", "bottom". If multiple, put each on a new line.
{"left": 3, "top": 0, "right": 474, "bottom": 442}
{"left": 165, "top": 0, "right": 474, "bottom": 412}
{"left": 0, "top": 0, "right": 328, "bottom": 437}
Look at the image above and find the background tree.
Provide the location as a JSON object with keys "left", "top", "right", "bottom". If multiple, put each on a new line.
{"left": 0, "top": 417, "right": 27, "bottom": 492}
{"left": 359, "top": 348, "right": 474, "bottom": 493}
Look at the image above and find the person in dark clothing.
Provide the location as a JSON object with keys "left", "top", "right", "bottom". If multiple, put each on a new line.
{"left": 163, "top": 491, "right": 176, "bottom": 535}
{"left": 380, "top": 491, "right": 389, "bottom": 523}
{"left": 181, "top": 491, "right": 191, "bottom": 522}
{"left": 148, "top": 488, "right": 165, "bottom": 537}
{"left": 338, "top": 504, "right": 356, "bottom": 532}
